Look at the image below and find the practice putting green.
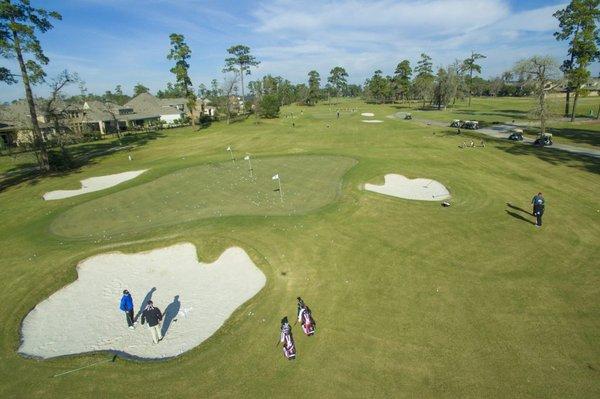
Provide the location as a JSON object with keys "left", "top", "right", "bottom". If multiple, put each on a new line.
{"left": 50, "top": 155, "right": 356, "bottom": 238}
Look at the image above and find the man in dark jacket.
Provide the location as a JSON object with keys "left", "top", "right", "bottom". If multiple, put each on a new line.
{"left": 141, "top": 300, "right": 163, "bottom": 344}
{"left": 531, "top": 192, "right": 545, "bottom": 228}
{"left": 119, "top": 290, "right": 135, "bottom": 329}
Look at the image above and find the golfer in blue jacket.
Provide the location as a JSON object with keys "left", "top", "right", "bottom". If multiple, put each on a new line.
{"left": 119, "top": 290, "right": 135, "bottom": 329}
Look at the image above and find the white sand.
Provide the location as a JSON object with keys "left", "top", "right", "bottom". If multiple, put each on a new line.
{"left": 43, "top": 170, "right": 147, "bottom": 200}
{"left": 365, "top": 174, "right": 450, "bottom": 201}
{"left": 362, "top": 120, "right": 383, "bottom": 123}
{"left": 361, "top": 112, "right": 375, "bottom": 117}
{"left": 19, "top": 243, "right": 266, "bottom": 360}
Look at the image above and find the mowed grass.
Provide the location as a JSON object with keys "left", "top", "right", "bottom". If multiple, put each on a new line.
{"left": 0, "top": 98, "right": 599, "bottom": 398}
{"left": 50, "top": 155, "right": 356, "bottom": 238}
{"left": 394, "top": 96, "right": 600, "bottom": 149}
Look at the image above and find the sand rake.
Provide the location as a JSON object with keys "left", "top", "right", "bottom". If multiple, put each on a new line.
{"left": 52, "top": 354, "right": 118, "bottom": 378}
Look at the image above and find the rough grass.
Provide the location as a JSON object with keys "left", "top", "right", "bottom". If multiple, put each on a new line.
{"left": 0, "top": 98, "right": 598, "bottom": 398}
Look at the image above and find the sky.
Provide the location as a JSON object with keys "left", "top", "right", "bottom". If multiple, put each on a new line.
{"left": 1, "top": 0, "right": 598, "bottom": 102}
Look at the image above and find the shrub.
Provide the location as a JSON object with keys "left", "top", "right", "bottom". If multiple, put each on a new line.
{"left": 48, "top": 148, "right": 75, "bottom": 171}
{"left": 258, "top": 94, "right": 281, "bottom": 118}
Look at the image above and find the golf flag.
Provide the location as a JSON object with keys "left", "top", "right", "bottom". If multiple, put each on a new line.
{"left": 244, "top": 155, "right": 250, "bottom": 160}
{"left": 272, "top": 174, "right": 279, "bottom": 180}
{"left": 227, "top": 146, "right": 231, "bottom": 151}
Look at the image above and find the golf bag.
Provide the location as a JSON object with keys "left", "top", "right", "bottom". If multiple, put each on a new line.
{"left": 299, "top": 308, "right": 316, "bottom": 336}
{"left": 280, "top": 328, "right": 296, "bottom": 360}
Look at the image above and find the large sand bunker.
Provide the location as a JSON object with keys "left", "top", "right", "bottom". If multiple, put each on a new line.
{"left": 362, "top": 120, "right": 383, "bottom": 123}
{"left": 19, "top": 243, "right": 266, "bottom": 360}
{"left": 43, "top": 170, "right": 147, "bottom": 200}
{"left": 365, "top": 174, "right": 450, "bottom": 201}
{"left": 361, "top": 112, "right": 374, "bottom": 117}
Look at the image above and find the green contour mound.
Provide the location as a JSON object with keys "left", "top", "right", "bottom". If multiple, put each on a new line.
{"left": 50, "top": 155, "right": 356, "bottom": 238}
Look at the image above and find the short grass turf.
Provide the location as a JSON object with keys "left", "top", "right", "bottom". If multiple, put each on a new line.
{"left": 0, "top": 98, "right": 599, "bottom": 398}
{"left": 50, "top": 155, "right": 356, "bottom": 238}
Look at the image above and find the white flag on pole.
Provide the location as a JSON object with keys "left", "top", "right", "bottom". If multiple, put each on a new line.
{"left": 244, "top": 155, "right": 250, "bottom": 160}
{"left": 226, "top": 146, "right": 231, "bottom": 151}
{"left": 272, "top": 174, "right": 279, "bottom": 180}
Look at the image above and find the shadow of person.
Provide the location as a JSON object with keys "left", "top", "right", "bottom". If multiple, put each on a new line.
{"left": 135, "top": 287, "right": 156, "bottom": 321}
{"left": 505, "top": 210, "right": 535, "bottom": 225}
{"left": 506, "top": 202, "right": 532, "bottom": 216}
{"left": 161, "top": 295, "right": 181, "bottom": 337}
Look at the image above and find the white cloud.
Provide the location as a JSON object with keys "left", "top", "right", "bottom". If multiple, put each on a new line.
{"left": 247, "top": 0, "right": 579, "bottom": 84}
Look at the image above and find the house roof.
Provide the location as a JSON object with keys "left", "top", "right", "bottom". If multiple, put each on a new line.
{"left": 125, "top": 93, "right": 184, "bottom": 117}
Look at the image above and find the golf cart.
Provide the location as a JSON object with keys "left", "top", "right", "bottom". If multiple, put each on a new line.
{"left": 404, "top": 113, "right": 412, "bottom": 120}
{"left": 450, "top": 119, "right": 463, "bottom": 128}
{"left": 463, "top": 120, "right": 480, "bottom": 130}
{"left": 534, "top": 133, "right": 553, "bottom": 146}
{"left": 508, "top": 128, "right": 523, "bottom": 141}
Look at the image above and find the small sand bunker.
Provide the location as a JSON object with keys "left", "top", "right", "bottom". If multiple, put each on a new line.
{"left": 19, "top": 243, "right": 265, "bottom": 360}
{"left": 365, "top": 174, "right": 450, "bottom": 201}
{"left": 362, "top": 120, "right": 383, "bottom": 123}
{"left": 361, "top": 112, "right": 375, "bottom": 117}
{"left": 43, "top": 170, "right": 147, "bottom": 200}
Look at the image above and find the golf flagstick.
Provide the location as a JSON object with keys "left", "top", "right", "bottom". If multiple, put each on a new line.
{"left": 244, "top": 155, "right": 253, "bottom": 178}
{"left": 227, "top": 146, "right": 235, "bottom": 164}
{"left": 272, "top": 174, "right": 283, "bottom": 202}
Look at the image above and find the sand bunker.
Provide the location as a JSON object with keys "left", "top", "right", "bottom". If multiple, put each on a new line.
{"left": 365, "top": 174, "right": 450, "bottom": 201}
{"left": 361, "top": 112, "right": 374, "bottom": 117}
{"left": 19, "top": 243, "right": 265, "bottom": 360}
{"left": 43, "top": 170, "right": 147, "bottom": 200}
{"left": 362, "top": 120, "right": 383, "bottom": 123}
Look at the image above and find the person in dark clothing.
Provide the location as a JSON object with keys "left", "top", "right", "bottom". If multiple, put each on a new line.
{"left": 119, "top": 290, "right": 135, "bottom": 329}
{"left": 531, "top": 192, "right": 545, "bottom": 227}
{"left": 141, "top": 300, "right": 163, "bottom": 343}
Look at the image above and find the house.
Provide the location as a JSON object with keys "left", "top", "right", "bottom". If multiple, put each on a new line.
{"left": 0, "top": 92, "right": 218, "bottom": 148}
{"left": 123, "top": 93, "right": 185, "bottom": 126}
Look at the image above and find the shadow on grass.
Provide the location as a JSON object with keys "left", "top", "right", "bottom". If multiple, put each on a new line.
{"left": 499, "top": 140, "right": 600, "bottom": 175}
{"left": 507, "top": 203, "right": 532, "bottom": 216}
{"left": 505, "top": 210, "right": 535, "bottom": 225}
{"left": 0, "top": 131, "right": 165, "bottom": 193}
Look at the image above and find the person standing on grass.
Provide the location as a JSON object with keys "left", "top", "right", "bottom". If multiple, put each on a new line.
{"left": 531, "top": 192, "right": 545, "bottom": 228}
{"left": 141, "top": 300, "right": 163, "bottom": 344}
{"left": 119, "top": 290, "right": 135, "bottom": 329}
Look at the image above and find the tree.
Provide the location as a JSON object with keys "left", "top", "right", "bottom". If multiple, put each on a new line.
{"left": 223, "top": 45, "right": 260, "bottom": 105}
{"left": 461, "top": 51, "right": 486, "bottom": 107}
{"left": 365, "top": 70, "right": 392, "bottom": 103}
{"left": 394, "top": 60, "right": 412, "bottom": 102}
{"left": 133, "top": 83, "right": 150, "bottom": 96}
{"left": 257, "top": 94, "right": 280, "bottom": 118}
{"left": 554, "top": 0, "right": 600, "bottom": 120}
{"left": 42, "top": 70, "right": 80, "bottom": 167}
{"left": 327, "top": 66, "right": 348, "bottom": 97}
{"left": 157, "top": 82, "right": 185, "bottom": 99}
{"left": 167, "top": 33, "right": 197, "bottom": 127}
{"left": 221, "top": 75, "right": 239, "bottom": 124}
{"left": 514, "top": 56, "right": 561, "bottom": 136}
{"left": 433, "top": 65, "right": 460, "bottom": 110}
{"left": 111, "top": 85, "right": 130, "bottom": 105}
{"left": 0, "top": 0, "right": 62, "bottom": 172}
{"left": 413, "top": 53, "right": 435, "bottom": 107}
{"left": 307, "top": 70, "right": 321, "bottom": 105}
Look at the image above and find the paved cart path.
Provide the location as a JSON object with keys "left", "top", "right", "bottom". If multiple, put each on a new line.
{"left": 389, "top": 112, "right": 600, "bottom": 159}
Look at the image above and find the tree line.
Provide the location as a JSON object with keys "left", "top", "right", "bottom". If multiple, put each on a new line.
{"left": 1, "top": 0, "right": 598, "bottom": 172}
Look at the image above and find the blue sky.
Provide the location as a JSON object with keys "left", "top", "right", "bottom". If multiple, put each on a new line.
{"left": 1, "top": 0, "right": 598, "bottom": 102}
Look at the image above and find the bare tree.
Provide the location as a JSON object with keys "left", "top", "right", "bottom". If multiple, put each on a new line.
{"left": 42, "top": 70, "right": 80, "bottom": 162}
{"left": 221, "top": 75, "right": 239, "bottom": 124}
{"left": 514, "top": 56, "right": 561, "bottom": 136}
{"left": 100, "top": 101, "right": 123, "bottom": 141}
